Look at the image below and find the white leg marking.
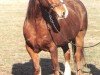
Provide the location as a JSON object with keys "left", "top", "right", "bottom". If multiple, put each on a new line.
{"left": 64, "top": 62, "right": 71, "bottom": 75}
{"left": 39, "top": 67, "right": 41, "bottom": 75}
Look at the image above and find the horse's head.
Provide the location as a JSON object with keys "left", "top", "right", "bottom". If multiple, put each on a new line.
{"left": 38, "top": 0, "right": 68, "bottom": 19}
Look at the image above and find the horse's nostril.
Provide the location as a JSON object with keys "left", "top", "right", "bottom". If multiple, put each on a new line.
{"left": 63, "top": 12, "right": 65, "bottom": 15}
{"left": 62, "top": 12, "right": 65, "bottom": 17}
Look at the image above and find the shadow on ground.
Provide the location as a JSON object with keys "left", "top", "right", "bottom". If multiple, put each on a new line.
{"left": 12, "top": 59, "right": 100, "bottom": 75}
{"left": 12, "top": 58, "right": 64, "bottom": 75}
{"left": 86, "top": 64, "right": 100, "bottom": 75}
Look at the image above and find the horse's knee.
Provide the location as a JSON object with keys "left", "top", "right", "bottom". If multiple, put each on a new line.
{"left": 49, "top": 44, "right": 57, "bottom": 53}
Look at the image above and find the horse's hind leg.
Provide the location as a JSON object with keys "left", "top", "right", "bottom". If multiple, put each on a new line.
{"left": 26, "top": 44, "right": 41, "bottom": 75}
{"left": 61, "top": 44, "right": 71, "bottom": 75}
{"left": 73, "top": 30, "right": 86, "bottom": 75}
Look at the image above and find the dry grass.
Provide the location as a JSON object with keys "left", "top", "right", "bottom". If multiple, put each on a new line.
{"left": 0, "top": 0, "right": 100, "bottom": 75}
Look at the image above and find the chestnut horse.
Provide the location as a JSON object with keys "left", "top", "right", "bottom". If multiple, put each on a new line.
{"left": 23, "top": 0, "right": 88, "bottom": 75}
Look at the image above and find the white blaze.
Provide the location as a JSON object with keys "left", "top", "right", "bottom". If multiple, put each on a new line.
{"left": 64, "top": 62, "right": 71, "bottom": 75}
{"left": 63, "top": 4, "right": 68, "bottom": 18}
{"left": 60, "top": 0, "right": 68, "bottom": 18}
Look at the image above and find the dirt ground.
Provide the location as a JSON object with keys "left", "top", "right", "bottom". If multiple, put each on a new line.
{"left": 0, "top": 0, "right": 100, "bottom": 75}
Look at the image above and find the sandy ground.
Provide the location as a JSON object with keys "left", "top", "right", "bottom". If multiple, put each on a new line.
{"left": 0, "top": 0, "right": 100, "bottom": 75}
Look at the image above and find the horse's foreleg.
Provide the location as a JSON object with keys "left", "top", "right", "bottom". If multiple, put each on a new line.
{"left": 49, "top": 43, "right": 60, "bottom": 75}
{"left": 75, "top": 31, "right": 86, "bottom": 75}
{"left": 26, "top": 44, "right": 41, "bottom": 75}
{"left": 61, "top": 45, "right": 71, "bottom": 75}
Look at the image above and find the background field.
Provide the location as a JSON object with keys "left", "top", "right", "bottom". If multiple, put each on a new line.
{"left": 0, "top": 0, "right": 100, "bottom": 75}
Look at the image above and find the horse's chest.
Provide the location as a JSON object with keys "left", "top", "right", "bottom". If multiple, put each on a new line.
{"left": 34, "top": 22, "right": 52, "bottom": 48}
{"left": 36, "top": 35, "right": 51, "bottom": 47}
